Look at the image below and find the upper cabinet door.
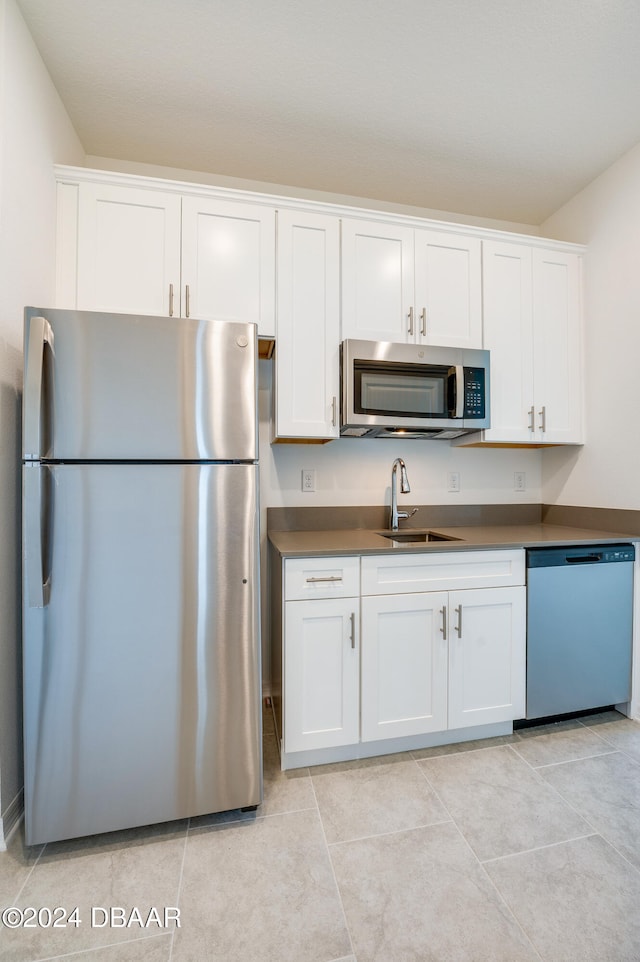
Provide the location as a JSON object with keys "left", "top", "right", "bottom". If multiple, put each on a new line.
{"left": 479, "top": 241, "right": 583, "bottom": 445}
{"left": 532, "top": 248, "right": 583, "bottom": 444}
{"left": 482, "top": 241, "right": 535, "bottom": 442}
{"left": 341, "top": 220, "right": 482, "bottom": 348}
{"left": 341, "top": 219, "right": 414, "bottom": 342}
{"left": 413, "top": 231, "right": 482, "bottom": 348}
{"left": 75, "top": 183, "right": 181, "bottom": 317}
{"left": 181, "top": 197, "right": 276, "bottom": 337}
{"left": 275, "top": 209, "right": 340, "bottom": 440}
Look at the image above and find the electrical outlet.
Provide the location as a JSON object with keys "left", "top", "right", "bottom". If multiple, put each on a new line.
{"left": 447, "top": 471, "right": 460, "bottom": 493}
{"left": 301, "top": 469, "right": 316, "bottom": 492}
{"left": 514, "top": 471, "right": 526, "bottom": 492}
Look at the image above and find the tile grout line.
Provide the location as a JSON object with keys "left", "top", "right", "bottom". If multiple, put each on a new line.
{"left": 31, "top": 931, "right": 172, "bottom": 962}
{"left": 479, "top": 832, "right": 600, "bottom": 865}
{"left": 506, "top": 741, "right": 640, "bottom": 881}
{"left": 167, "top": 820, "right": 190, "bottom": 961}
{"left": 414, "top": 756, "right": 546, "bottom": 962}
{"left": 325, "top": 817, "right": 454, "bottom": 850}
{"left": 10, "top": 837, "right": 46, "bottom": 906}
{"left": 511, "top": 746, "right": 619, "bottom": 769}
{"left": 307, "top": 774, "right": 357, "bottom": 961}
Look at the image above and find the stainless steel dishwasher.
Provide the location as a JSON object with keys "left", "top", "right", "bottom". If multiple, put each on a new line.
{"left": 526, "top": 544, "right": 635, "bottom": 720}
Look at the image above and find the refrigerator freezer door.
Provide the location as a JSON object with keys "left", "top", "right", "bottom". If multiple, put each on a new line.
{"left": 23, "top": 462, "right": 262, "bottom": 845}
{"left": 23, "top": 308, "right": 258, "bottom": 462}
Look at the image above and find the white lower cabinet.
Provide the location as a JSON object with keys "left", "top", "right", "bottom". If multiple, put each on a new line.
{"left": 361, "top": 592, "right": 448, "bottom": 741}
{"left": 447, "top": 586, "right": 526, "bottom": 729}
{"left": 279, "top": 550, "right": 526, "bottom": 764}
{"left": 284, "top": 598, "right": 359, "bottom": 753}
{"left": 283, "top": 556, "right": 360, "bottom": 754}
{"left": 361, "top": 584, "right": 525, "bottom": 742}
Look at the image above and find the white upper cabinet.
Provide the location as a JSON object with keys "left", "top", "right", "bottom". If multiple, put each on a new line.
{"left": 413, "top": 230, "right": 482, "bottom": 348}
{"left": 58, "top": 179, "right": 276, "bottom": 337}
{"left": 341, "top": 219, "right": 482, "bottom": 348}
{"left": 56, "top": 168, "right": 585, "bottom": 448}
{"left": 531, "top": 248, "right": 583, "bottom": 444}
{"left": 74, "top": 183, "right": 182, "bottom": 317}
{"left": 274, "top": 209, "right": 340, "bottom": 440}
{"left": 478, "top": 240, "right": 582, "bottom": 445}
{"left": 341, "top": 220, "right": 414, "bottom": 342}
{"left": 181, "top": 197, "right": 275, "bottom": 334}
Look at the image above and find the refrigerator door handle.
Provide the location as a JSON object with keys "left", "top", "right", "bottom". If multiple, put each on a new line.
{"left": 24, "top": 315, "right": 54, "bottom": 460}
{"left": 24, "top": 464, "right": 50, "bottom": 608}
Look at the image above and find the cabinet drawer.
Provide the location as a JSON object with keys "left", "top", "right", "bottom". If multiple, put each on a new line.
{"left": 285, "top": 556, "right": 360, "bottom": 600}
{"left": 361, "top": 550, "right": 525, "bottom": 595}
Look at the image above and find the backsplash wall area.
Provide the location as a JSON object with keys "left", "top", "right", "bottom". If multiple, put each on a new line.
{"left": 259, "top": 362, "right": 543, "bottom": 510}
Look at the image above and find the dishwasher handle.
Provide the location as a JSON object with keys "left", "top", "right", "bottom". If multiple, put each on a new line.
{"left": 566, "top": 553, "right": 602, "bottom": 564}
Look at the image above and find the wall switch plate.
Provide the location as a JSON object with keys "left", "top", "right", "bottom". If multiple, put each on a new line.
{"left": 514, "top": 471, "right": 526, "bottom": 492}
{"left": 302, "top": 469, "right": 316, "bottom": 492}
{"left": 447, "top": 471, "right": 460, "bottom": 493}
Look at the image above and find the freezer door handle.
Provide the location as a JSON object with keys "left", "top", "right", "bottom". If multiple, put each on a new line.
{"left": 24, "top": 315, "right": 54, "bottom": 460}
{"left": 24, "top": 464, "right": 50, "bottom": 608}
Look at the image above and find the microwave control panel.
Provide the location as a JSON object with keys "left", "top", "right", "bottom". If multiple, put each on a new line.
{"left": 463, "top": 367, "right": 486, "bottom": 418}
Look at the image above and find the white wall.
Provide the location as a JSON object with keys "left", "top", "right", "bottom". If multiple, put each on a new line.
{"left": 541, "top": 141, "right": 640, "bottom": 509}
{"left": 0, "top": 0, "right": 84, "bottom": 845}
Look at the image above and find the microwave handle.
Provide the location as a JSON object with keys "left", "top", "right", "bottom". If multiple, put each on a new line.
{"left": 454, "top": 365, "right": 465, "bottom": 418}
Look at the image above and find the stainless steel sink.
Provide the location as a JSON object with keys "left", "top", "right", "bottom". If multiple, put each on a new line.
{"left": 377, "top": 530, "right": 463, "bottom": 546}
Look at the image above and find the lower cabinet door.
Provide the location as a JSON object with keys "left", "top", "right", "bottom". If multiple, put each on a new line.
{"left": 284, "top": 598, "right": 359, "bottom": 753}
{"left": 447, "top": 586, "right": 526, "bottom": 729}
{"left": 361, "top": 592, "right": 448, "bottom": 741}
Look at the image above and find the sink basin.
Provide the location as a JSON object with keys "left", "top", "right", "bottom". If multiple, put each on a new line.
{"left": 377, "top": 530, "right": 462, "bottom": 545}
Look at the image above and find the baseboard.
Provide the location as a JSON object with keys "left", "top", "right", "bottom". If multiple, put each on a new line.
{"left": 0, "top": 788, "right": 24, "bottom": 851}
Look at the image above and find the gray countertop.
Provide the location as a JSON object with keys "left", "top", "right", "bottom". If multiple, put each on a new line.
{"left": 268, "top": 522, "right": 639, "bottom": 559}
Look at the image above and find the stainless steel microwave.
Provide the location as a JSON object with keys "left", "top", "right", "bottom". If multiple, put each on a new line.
{"left": 340, "top": 339, "right": 490, "bottom": 439}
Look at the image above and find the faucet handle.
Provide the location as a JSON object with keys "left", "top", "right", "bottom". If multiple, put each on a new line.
{"left": 397, "top": 507, "right": 419, "bottom": 522}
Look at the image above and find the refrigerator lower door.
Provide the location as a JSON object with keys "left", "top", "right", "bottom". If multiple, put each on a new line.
{"left": 23, "top": 462, "right": 262, "bottom": 845}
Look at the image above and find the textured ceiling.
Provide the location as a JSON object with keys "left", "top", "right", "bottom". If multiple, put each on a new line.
{"left": 16, "top": 0, "right": 640, "bottom": 224}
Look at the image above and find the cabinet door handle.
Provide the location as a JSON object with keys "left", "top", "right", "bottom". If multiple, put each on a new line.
{"left": 331, "top": 396, "right": 337, "bottom": 427}
{"left": 455, "top": 604, "right": 463, "bottom": 638}
{"left": 528, "top": 405, "right": 535, "bottom": 432}
{"left": 350, "top": 611, "right": 356, "bottom": 649}
{"left": 306, "top": 575, "right": 342, "bottom": 584}
{"left": 185, "top": 284, "right": 190, "bottom": 318}
{"left": 420, "top": 307, "right": 427, "bottom": 336}
{"left": 440, "top": 605, "right": 447, "bottom": 640}
{"left": 539, "top": 405, "right": 547, "bottom": 433}
{"left": 169, "top": 283, "right": 174, "bottom": 317}
{"left": 408, "top": 306, "right": 414, "bottom": 336}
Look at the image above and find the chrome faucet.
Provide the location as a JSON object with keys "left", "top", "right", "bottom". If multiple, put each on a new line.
{"left": 390, "top": 458, "right": 418, "bottom": 530}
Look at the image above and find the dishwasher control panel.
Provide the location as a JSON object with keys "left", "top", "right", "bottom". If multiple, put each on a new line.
{"left": 527, "top": 543, "right": 635, "bottom": 568}
{"left": 601, "top": 546, "right": 635, "bottom": 562}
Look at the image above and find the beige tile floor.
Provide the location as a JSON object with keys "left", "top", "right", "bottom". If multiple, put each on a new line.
{"left": 3, "top": 709, "right": 640, "bottom": 961}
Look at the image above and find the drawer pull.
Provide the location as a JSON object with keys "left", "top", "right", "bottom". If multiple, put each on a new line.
{"left": 306, "top": 575, "right": 343, "bottom": 584}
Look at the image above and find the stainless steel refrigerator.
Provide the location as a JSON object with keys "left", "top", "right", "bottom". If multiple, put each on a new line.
{"left": 22, "top": 307, "right": 262, "bottom": 845}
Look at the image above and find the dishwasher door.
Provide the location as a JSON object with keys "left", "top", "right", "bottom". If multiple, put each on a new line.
{"left": 526, "top": 544, "right": 635, "bottom": 720}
